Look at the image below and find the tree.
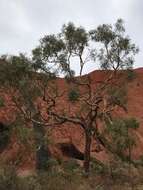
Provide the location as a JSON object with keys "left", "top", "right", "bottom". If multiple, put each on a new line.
{"left": 0, "top": 54, "right": 55, "bottom": 170}
{"left": 31, "top": 19, "right": 139, "bottom": 175}
{"left": 105, "top": 117, "right": 139, "bottom": 161}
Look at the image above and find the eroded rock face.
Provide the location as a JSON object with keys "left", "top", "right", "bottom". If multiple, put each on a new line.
{"left": 57, "top": 143, "right": 84, "bottom": 160}
{"left": 0, "top": 68, "right": 143, "bottom": 170}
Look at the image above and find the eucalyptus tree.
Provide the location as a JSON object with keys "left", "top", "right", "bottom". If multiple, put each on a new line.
{"left": 0, "top": 54, "right": 55, "bottom": 170}
{"left": 32, "top": 19, "right": 139, "bottom": 174}
{"left": 0, "top": 19, "right": 138, "bottom": 174}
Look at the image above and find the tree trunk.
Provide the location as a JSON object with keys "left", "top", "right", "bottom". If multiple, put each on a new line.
{"left": 84, "top": 131, "right": 92, "bottom": 175}
{"left": 33, "top": 114, "right": 50, "bottom": 170}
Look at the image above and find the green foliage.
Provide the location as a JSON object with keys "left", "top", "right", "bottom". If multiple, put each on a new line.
{"left": 0, "top": 54, "right": 32, "bottom": 87}
{"left": 123, "top": 117, "right": 139, "bottom": 129}
{"left": 32, "top": 22, "right": 88, "bottom": 76}
{"left": 0, "top": 165, "right": 18, "bottom": 190}
{"left": 62, "top": 159, "right": 80, "bottom": 173}
{"left": 91, "top": 160, "right": 106, "bottom": 175}
{"left": 62, "top": 22, "right": 88, "bottom": 54}
{"left": 0, "top": 161, "right": 143, "bottom": 190}
{"left": 13, "top": 117, "right": 32, "bottom": 139}
{"left": 0, "top": 97, "right": 5, "bottom": 108}
{"left": 105, "top": 117, "right": 139, "bottom": 158}
{"left": 68, "top": 89, "right": 80, "bottom": 102}
{"left": 0, "top": 165, "right": 72, "bottom": 190}
{"left": 46, "top": 158, "right": 59, "bottom": 168}
{"left": 33, "top": 36, "right": 65, "bottom": 73}
{"left": 107, "top": 86, "right": 127, "bottom": 108}
{"left": 90, "top": 19, "right": 139, "bottom": 70}
{"left": 126, "top": 69, "right": 136, "bottom": 81}
{"left": 32, "top": 35, "right": 67, "bottom": 74}
{"left": 0, "top": 54, "right": 42, "bottom": 104}
{"left": 14, "top": 124, "right": 33, "bottom": 146}
{"left": 32, "top": 19, "right": 138, "bottom": 77}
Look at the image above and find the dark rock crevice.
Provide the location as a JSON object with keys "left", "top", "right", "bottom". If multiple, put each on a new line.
{"left": 58, "top": 143, "right": 84, "bottom": 160}
{"left": 0, "top": 122, "right": 10, "bottom": 151}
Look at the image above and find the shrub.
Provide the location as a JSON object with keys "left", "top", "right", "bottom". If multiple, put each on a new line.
{"left": 36, "top": 170, "right": 82, "bottom": 190}
{"left": 126, "top": 69, "right": 136, "bottom": 82}
{"left": 91, "top": 160, "right": 105, "bottom": 175}
{"left": 68, "top": 89, "right": 80, "bottom": 102}
{"left": 107, "top": 86, "right": 127, "bottom": 108}
{"left": 18, "top": 176, "right": 41, "bottom": 190}
{"left": 62, "top": 159, "right": 80, "bottom": 173}
{"left": 0, "top": 165, "right": 18, "bottom": 190}
{"left": 105, "top": 117, "right": 139, "bottom": 161}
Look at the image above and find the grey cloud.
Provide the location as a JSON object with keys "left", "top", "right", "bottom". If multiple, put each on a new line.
{"left": 0, "top": 0, "right": 142, "bottom": 70}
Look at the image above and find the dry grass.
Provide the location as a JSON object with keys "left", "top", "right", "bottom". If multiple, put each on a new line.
{"left": 0, "top": 160, "right": 143, "bottom": 190}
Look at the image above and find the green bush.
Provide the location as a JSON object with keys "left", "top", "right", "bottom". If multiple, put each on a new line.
{"left": 68, "top": 89, "right": 80, "bottom": 102}
{"left": 62, "top": 159, "right": 80, "bottom": 173}
{"left": 107, "top": 86, "right": 127, "bottom": 108}
{"left": 105, "top": 117, "right": 139, "bottom": 160}
{"left": 91, "top": 160, "right": 105, "bottom": 175}
{"left": 126, "top": 69, "right": 136, "bottom": 82}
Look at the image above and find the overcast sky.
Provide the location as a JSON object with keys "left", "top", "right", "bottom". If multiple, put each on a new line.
{"left": 0, "top": 0, "right": 143, "bottom": 73}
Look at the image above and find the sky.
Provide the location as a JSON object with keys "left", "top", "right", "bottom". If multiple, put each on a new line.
{"left": 0, "top": 0, "right": 143, "bottom": 73}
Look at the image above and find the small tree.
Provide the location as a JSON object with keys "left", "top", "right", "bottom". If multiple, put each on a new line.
{"left": 105, "top": 118, "right": 139, "bottom": 161}
{"left": 68, "top": 89, "right": 80, "bottom": 102}
{"left": 32, "top": 19, "right": 139, "bottom": 175}
{"left": 0, "top": 54, "right": 55, "bottom": 170}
